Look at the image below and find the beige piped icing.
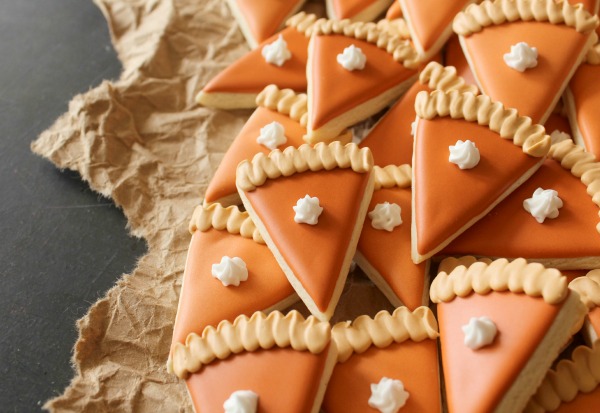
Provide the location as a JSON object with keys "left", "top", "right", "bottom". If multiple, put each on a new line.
{"left": 376, "top": 18, "right": 411, "bottom": 39}
{"left": 236, "top": 142, "right": 373, "bottom": 191}
{"left": 549, "top": 139, "right": 600, "bottom": 232}
{"left": 373, "top": 164, "right": 412, "bottom": 190}
{"left": 415, "top": 90, "right": 551, "bottom": 157}
{"left": 453, "top": 0, "right": 599, "bottom": 37}
{"left": 286, "top": 11, "right": 320, "bottom": 34}
{"left": 332, "top": 306, "right": 439, "bottom": 363}
{"left": 190, "top": 203, "right": 264, "bottom": 243}
{"left": 585, "top": 42, "right": 600, "bottom": 64}
{"left": 569, "top": 269, "right": 600, "bottom": 309}
{"left": 256, "top": 85, "right": 308, "bottom": 127}
{"left": 171, "top": 310, "right": 331, "bottom": 379}
{"left": 525, "top": 342, "right": 600, "bottom": 413}
{"left": 418, "top": 62, "right": 480, "bottom": 95}
{"left": 430, "top": 257, "right": 568, "bottom": 304}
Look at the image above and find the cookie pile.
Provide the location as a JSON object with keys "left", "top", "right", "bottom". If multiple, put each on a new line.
{"left": 168, "top": 1, "right": 600, "bottom": 412}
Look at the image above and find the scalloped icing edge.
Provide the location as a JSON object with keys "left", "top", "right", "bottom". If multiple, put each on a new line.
{"left": 236, "top": 141, "right": 373, "bottom": 192}
{"left": 453, "top": 0, "right": 599, "bottom": 37}
{"left": 190, "top": 203, "right": 264, "bottom": 243}
{"left": 415, "top": 90, "right": 551, "bottom": 157}
{"left": 569, "top": 269, "right": 600, "bottom": 309}
{"left": 170, "top": 310, "right": 331, "bottom": 379}
{"left": 374, "top": 164, "right": 412, "bottom": 190}
{"left": 332, "top": 306, "right": 439, "bottom": 363}
{"left": 430, "top": 257, "right": 568, "bottom": 304}
{"left": 376, "top": 18, "right": 411, "bottom": 39}
{"left": 418, "top": 62, "right": 480, "bottom": 95}
{"left": 524, "top": 342, "right": 600, "bottom": 413}
{"left": 256, "top": 84, "right": 308, "bottom": 127}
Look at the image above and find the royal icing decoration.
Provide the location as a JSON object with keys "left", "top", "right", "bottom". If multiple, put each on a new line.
{"left": 256, "top": 121, "right": 287, "bottom": 150}
{"left": 503, "top": 42, "right": 538, "bottom": 72}
{"left": 211, "top": 256, "right": 248, "bottom": 287}
{"left": 261, "top": 35, "right": 292, "bottom": 67}
{"left": 550, "top": 130, "right": 571, "bottom": 145}
{"left": 336, "top": 44, "right": 366, "bottom": 71}
{"left": 523, "top": 188, "right": 563, "bottom": 223}
{"left": 462, "top": 316, "right": 497, "bottom": 350}
{"left": 368, "top": 202, "right": 402, "bottom": 232}
{"left": 448, "top": 140, "right": 480, "bottom": 170}
{"left": 293, "top": 195, "right": 323, "bottom": 225}
{"left": 223, "top": 390, "right": 258, "bottom": 413}
{"left": 368, "top": 377, "right": 410, "bottom": 413}
{"left": 410, "top": 120, "right": 417, "bottom": 137}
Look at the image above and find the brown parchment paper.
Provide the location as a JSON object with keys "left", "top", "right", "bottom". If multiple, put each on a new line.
{"left": 32, "top": 1, "right": 392, "bottom": 411}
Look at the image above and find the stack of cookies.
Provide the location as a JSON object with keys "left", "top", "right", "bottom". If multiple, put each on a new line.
{"left": 168, "top": 1, "right": 600, "bottom": 412}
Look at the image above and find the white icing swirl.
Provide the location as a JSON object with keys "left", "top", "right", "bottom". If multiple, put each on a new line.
{"left": 462, "top": 316, "right": 497, "bottom": 350}
{"left": 223, "top": 390, "right": 258, "bottom": 413}
{"left": 503, "top": 42, "right": 538, "bottom": 72}
{"left": 523, "top": 188, "right": 563, "bottom": 224}
{"left": 293, "top": 195, "right": 323, "bottom": 225}
{"left": 550, "top": 130, "right": 571, "bottom": 145}
{"left": 368, "top": 202, "right": 402, "bottom": 232}
{"left": 449, "top": 140, "right": 480, "bottom": 169}
{"left": 211, "top": 256, "right": 248, "bottom": 287}
{"left": 256, "top": 121, "right": 287, "bottom": 150}
{"left": 368, "top": 377, "right": 409, "bottom": 413}
{"left": 337, "top": 44, "right": 366, "bottom": 71}
{"left": 261, "top": 35, "right": 291, "bottom": 67}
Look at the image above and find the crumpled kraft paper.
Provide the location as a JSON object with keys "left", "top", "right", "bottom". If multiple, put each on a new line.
{"left": 33, "top": 1, "right": 392, "bottom": 411}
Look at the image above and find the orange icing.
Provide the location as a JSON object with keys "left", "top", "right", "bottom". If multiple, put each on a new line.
{"left": 443, "top": 158, "right": 600, "bottom": 259}
{"left": 553, "top": 387, "right": 600, "bottom": 413}
{"left": 244, "top": 168, "right": 371, "bottom": 312}
{"left": 462, "top": 20, "right": 592, "bottom": 123}
{"left": 544, "top": 112, "right": 572, "bottom": 136}
{"left": 331, "top": 0, "right": 375, "bottom": 19}
{"left": 235, "top": 0, "right": 302, "bottom": 45}
{"left": 414, "top": 116, "right": 540, "bottom": 256}
{"left": 444, "top": 34, "right": 477, "bottom": 86}
{"left": 203, "top": 27, "right": 308, "bottom": 94}
{"left": 439, "top": 291, "right": 562, "bottom": 413}
{"left": 568, "top": 62, "right": 600, "bottom": 158}
{"left": 385, "top": 1, "right": 402, "bottom": 20}
{"left": 204, "top": 108, "right": 306, "bottom": 204}
{"left": 187, "top": 345, "right": 330, "bottom": 413}
{"left": 589, "top": 307, "right": 600, "bottom": 337}
{"left": 171, "top": 229, "right": 295, "bottom": 350}
{"left": 309, "top": 34, "right": 416, "bottom": 129}
{"left": 357, "top": 188, "right": 427, "bottom": 309}
{"left": 323, "top": 340, "right": 440, "bottom": 413}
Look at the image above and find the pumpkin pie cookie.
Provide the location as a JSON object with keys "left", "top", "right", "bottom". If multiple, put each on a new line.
{"left": 359, "top": 61, "right": 478, "bottom": 167}
{"left": 322, "top": 307, "right": 442, "bottom": 413}
{"left": 170, "top": 310, "right": 337, "bottom": 413}
{"left": 236, "top": 142, "right": 375, "bottom": 321}
{"left": 326, "top": 0, "right": 393, "bottom": 22}
{"left": 570, "top": 270, "right": 600, "bottom": 345}
{"left": 454, "top": 0, "right": 599, "bottom": 123}
{"left": 432, "top": 257, "right": 587, "bottom": 413}
{"left": 385, "top": 1, "right": 402, "bottom": 20}
{"left": 412, "top": 90, "right": 551, "bottom": 263}
{"left": 444, "top": 34, "right": 478, "bottom": 86}
{"left": 525, "top": 342, "right": 600, "bottom": 413}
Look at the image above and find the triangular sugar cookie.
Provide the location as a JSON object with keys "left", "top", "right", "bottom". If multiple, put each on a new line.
{"left": 236, "top": 142, "right": 375, "bottom": 321}
{"left": 432, "top": 257, "right": 586, "bottom": 413}
{"left": 412, "top": 90, "right": 551, "bottom": 263}
{"left": 326, "top": 0, "right": 393, "bottom": 22}
{"left": 570, "top": 270, "right": 600, "bottom": 345}
{"left": 454, "top": 0, "right": 599, "bottom": 123}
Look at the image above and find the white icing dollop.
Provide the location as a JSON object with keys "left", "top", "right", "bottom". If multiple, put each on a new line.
{"left": 462, "top": 316, "right": 498, "bottom": 350}
{"left": 550, "top": 130, "right": 571, "bottom": 145}
{"left": 449, "top": 140, "right": 480, "bottom": 169}
{"left": 293, "top": 195, "right": 323, "bottom": 225}
{"left": 337, "top": 44, "right": 367, "bottom": 71}
{"left": 256, "top": 121, "right": 287, "bottom": 150}
{"left": 223, "top": 390, "right": 258, "bottom": 413}
{"left": 369, "top": 202, "right": 402, "bottom": 232}
{"left": 368, "top": 377, "right": 410, "bottom": 413}
{"left": 523, "top": 188, "right": 564, "bottom": 224}
{"left": 211, "top": 256, "right": 248, "bottom": 287}
{"left": 261, "top": 35, "right": 291, "bottom": 67}
{"left": 503, "top": 42, "right": 538, "bottom": 72}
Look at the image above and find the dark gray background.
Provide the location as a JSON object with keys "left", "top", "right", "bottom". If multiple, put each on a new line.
{"left": 0, "top": 1, "right": 147, "bottom": 410}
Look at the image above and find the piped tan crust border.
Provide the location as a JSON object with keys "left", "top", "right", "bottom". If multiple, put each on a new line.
{"left": 376, "top": 18, "right": 411, "bottom": 39}
{"left": 550, "top": 139, "right": 600, "bottom": 233}
{"left": 430, "top": 257, "right": 568, "bottom": 304}
{"left": 288, "top": 12, "right": 419, "bottom": 69}
{"left": 332, "top": 306, "right": 439, "bottom": 363}
{"left": 569, "top": 269, "right": 600, "bottom": 309}
{"left": 525, "top": 342, "right": 600, "bottom": 413}
{"left": 418, "top": 62, "right": 480, "bottom": 95}
{"left": 190, "top": 203, "right": 264, "bottom": 243}
{"left": 171, "top": 310, "right": 331, "bottom": 379}
{"left": 453, "top": 0, "right": 599, "bottom": 36}
{"left": 415, "top": 90, "right": 551, "bottom": 157}
{"left": 236, "top": 141, "right": 373, "bottom": 192}
{"left": 256, "top": 85, "right": 308, "bottom": 127}
{"left": 373, "top": 164, "right": 412, "bottom": 190}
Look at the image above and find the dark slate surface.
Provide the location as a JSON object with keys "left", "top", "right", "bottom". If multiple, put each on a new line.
{"left": 0, "top": 1, "right": 147, "bottom": 410}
